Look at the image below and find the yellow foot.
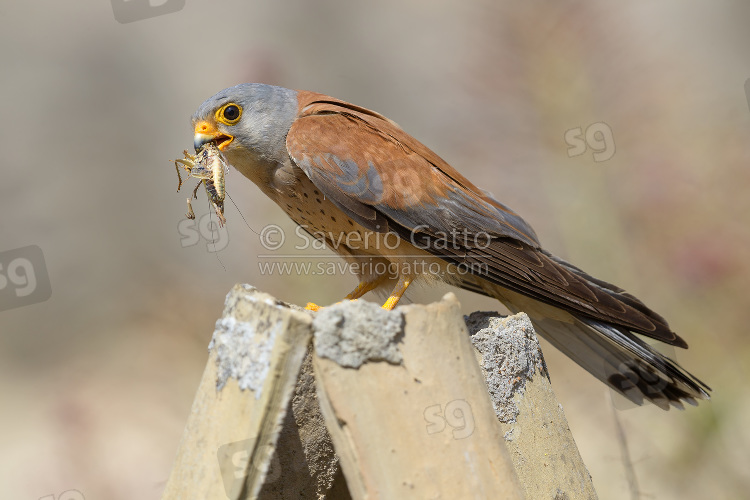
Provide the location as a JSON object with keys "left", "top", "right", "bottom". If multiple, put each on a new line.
{"left": 382, "top": 296, "right": 400, "bottom": 310}
{"left": 305, "top": 299, "right": 357, "bottom": 312}
{"left": 381, "top": 275, "right": 414, "bottom": 310}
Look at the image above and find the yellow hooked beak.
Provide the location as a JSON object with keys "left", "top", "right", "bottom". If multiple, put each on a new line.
{"left": 193, "top": 121, "right": 234, "bottom": 151}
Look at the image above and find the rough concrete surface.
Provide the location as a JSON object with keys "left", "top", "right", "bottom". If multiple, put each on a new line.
{"left": 312, "top": 300, "right": 404, "bottom": 368}
{"left": 466, "top": 310, "right": 598, "bottom": 500}
{"left": 466, "top": 311, "right": 547, "bottom": 424}
{"left": 209, "top": 284, "right": 297, "bottom": 395}
{"left": 311, "top": 293, "right": 524, "bottom": 499}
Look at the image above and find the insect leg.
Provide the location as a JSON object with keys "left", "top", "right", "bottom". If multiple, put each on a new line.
{"left": 191, "top": 181, "right": 202, "bottom": 200}
{"left": 186, "top": 198, "right": 196, "bottom": 220}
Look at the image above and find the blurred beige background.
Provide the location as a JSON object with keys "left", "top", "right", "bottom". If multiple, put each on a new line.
{"left": 1, "top": 1, "right": 748, "bottom": 498}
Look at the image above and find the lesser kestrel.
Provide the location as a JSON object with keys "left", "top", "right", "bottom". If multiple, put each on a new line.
{"left": 189, "top": 83, "right": 710, "bottom": 409}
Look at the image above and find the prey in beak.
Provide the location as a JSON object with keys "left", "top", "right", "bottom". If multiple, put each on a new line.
{"left": 174, "top": 142, "right": 228, "bottom": 226}
{"left": 193, "top": 121, "right": 233, "bottom": 152}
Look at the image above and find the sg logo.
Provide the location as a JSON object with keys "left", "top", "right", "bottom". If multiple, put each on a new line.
{"left": 111, "top": 0, "right": 186, "bottom": 24}
{"left": 605, "top": 342, "right": 678, "bottom": 411}
{"left": 424, "top": 399, "right": 475, "bottom": 440}
{"left": 565, "top": 122, "right": 616, "bottom": 162}
{"left": 178, "top": 213, "right": 229, "bottom": 253}
{"left": 0, "top": 245, "right": 52, "bottom": 312}
{"left": 217, "top": 438, "right": 281, "bottom": 498}
{"left": 39, "top": 490, "right": 84, "bottom": 500}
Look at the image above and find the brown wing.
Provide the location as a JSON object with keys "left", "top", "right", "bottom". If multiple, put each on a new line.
{"left": 286, "top": 92, "right": 687, "bottom": 347}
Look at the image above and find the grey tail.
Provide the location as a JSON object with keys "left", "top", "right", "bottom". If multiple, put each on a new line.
{"left": 529, "top": 314, "right": 710, "bottom": 410}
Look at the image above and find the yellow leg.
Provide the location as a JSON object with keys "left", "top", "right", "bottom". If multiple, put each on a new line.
{"left": 382, "top": 275, "right": 414, "bottom": 310}
{"left": 305, "top": 274, "right": 390, "bottom": 311}
{"left": 345, "top": 274, "right": 389, "bottom": 300}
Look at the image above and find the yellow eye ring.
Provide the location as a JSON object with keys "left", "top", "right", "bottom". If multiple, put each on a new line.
{"left": 216, "top": 103, "right": 242, "bottom": 125}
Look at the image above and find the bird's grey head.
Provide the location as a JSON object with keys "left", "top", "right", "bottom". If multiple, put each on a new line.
{"left": 191, "top": 83, "right": 299, "bottom": 168}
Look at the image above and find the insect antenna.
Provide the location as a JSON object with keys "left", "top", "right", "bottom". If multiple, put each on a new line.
{"left": 205, "top": 193, "right": 227, "bottom": 272}
{"left": 225, "top": 191, "right": 258, "bottom": 235}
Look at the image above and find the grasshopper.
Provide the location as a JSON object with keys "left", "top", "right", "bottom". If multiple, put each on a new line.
{"left": 174, "top": 143, "right": 227, "bottom": 226}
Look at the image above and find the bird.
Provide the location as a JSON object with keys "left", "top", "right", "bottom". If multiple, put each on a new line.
{"left": 190, "top": 83, "right": 710, "bottom": 410}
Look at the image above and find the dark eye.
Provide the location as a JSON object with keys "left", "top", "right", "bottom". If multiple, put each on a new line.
{"left": 223, "top": 105, "right": 240, "bottom": 121}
